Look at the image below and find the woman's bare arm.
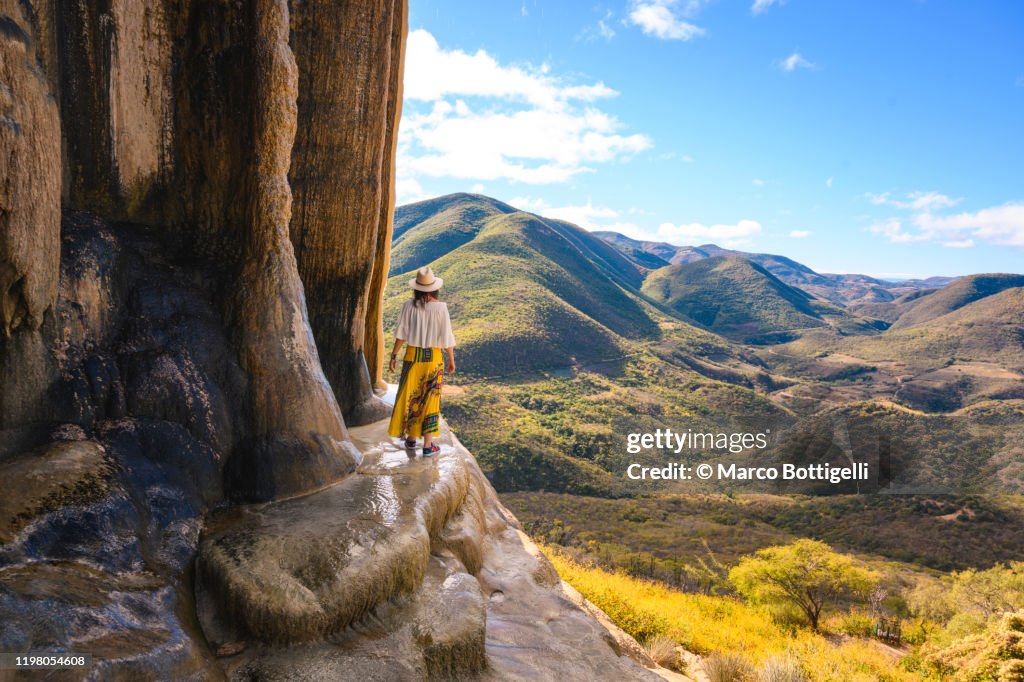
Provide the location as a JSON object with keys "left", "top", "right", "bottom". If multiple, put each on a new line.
{"left": 446, "top": 346, "right": 455, "bottom": 375}
{"left": 389, "top": 339, "right": 405, "bottom": 373}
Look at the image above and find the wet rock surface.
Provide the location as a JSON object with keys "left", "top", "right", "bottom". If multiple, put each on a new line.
{"left": 197, "top": 436, "right": 470, "bottom": 644}
{"left": 199, "top": 422, "right": 664, "bottom": 681}
{"left": 0, "top": 215, "right": 237, "bottom": 679}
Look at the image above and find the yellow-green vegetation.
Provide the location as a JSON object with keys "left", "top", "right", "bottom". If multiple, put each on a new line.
{"left": 729, "top": 540, "right": 879, "bottom": 631}
{"left": 546, "top": 545, "right": 1024, "bottom": 681}
{"left": 905, "top": 562, "right": 1024, "bottom": 679}
{"left": 390, "top": 194, "right": 1024, "bottom": 678}
{"left": 387, "top": 194, "right": 1022, "bottom": 498}
{"left": 438, "top": 360, "right": 786, "bottom": 496}
{"left": 919, "top": 611, "right": 1024, "bottom": 681}
{"left": 505, "top": 492, "right": 1024, "bottom": 573}
{"left": 544, "top": 545, "right": 921, "bottom": 681}
{"left": 389, "top": 193, "right": 517, "bottom": 275}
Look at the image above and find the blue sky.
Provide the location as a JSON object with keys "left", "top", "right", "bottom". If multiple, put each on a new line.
{"left": 398, "top": 0, "right": 1024, "bottom": 277}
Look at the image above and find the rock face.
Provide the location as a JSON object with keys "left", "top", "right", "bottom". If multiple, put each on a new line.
{"left": 289, "top": 0, "right": 408, "bottom": 426}
{"left": 196, "top": 422, "right": 664, "bottom": 680}
{"left": 0, "top": 1, "right": 664, "bottom": 679}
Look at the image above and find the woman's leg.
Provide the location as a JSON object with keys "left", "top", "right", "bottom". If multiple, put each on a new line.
{"left": 423, "top": 432, "right": 433, "bottom": 449}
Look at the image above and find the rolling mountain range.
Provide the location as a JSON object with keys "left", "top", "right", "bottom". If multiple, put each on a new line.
{"left": 594, "top": 230, "right": 957, "bottom": 306}
{"left": 386, "top": 193, "right": 1024, "bottom": 497}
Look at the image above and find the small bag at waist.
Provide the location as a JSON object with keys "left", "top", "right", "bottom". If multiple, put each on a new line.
{"left": 403, "top": 346, "right": 441, "bottom": 363}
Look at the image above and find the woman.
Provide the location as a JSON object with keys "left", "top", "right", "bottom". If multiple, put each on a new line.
{"left": 387, "top": 266, "right": 457, "bottom": 456}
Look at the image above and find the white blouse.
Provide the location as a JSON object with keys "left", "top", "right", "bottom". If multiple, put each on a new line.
{"left": 395, "top": 300, "right": 457, "bottom": 349}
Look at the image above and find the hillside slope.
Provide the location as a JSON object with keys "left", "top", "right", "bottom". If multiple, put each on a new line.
{"left": 641, "top": 256, "right": 831, "bottom": 342}
{"left": 889, "top": 273, "right": 1024, "bottom": 330}
{"left": 390, "top": 193, "right": 519, "bottom": 275}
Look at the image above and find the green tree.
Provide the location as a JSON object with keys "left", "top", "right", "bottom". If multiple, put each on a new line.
{"left": 950, "top": 562, "right": 1024, "bottom": 618}
{"left": 728, "top": 539, "right": 877, "bottom": 631}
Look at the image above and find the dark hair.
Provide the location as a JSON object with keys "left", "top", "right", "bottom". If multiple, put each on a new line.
{"left": 413, "top": 289, "right": 439, "bottom": 308}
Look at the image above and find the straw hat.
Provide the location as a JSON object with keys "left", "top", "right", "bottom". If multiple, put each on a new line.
{"left": 409, "top": 266, "right": 443, "bottom": 292}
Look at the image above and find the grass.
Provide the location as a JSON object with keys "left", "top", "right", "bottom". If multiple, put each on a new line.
{"left": 543, "top": 546, "right": 922, "bottom": 682}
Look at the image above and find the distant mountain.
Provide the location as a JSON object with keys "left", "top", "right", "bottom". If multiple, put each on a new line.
{"left": 641, "top": 256, "right": 832, "bottom": 342}
{"left": 888, "top": 274, "right": 1024, "bottom": 330}
{"left": 594, "top": 230, "right": 949, "bottom": 307}
{"left": 849, "top": 288, "right": 939, "bottom": 323}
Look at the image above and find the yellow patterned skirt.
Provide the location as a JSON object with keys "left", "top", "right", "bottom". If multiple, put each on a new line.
{"left": 387, "top": 346, "right": 444, "bottom": 439}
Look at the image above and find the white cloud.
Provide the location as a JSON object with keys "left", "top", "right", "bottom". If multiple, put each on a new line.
{"left": 657, "top": 219, "right": 762, "bottom": 247}
{"left": 682, "top": 154, "right": 694, "bottom": 163}
{"left": 404, "top": 30, "right": 617, "bottom": 107}
{"left": 943, "top": 239, "right": 975, "bottom": 248}
{"left": 868, "top": 218, "right": 927, "bottom": 244}
{"left": 752, "top": 0, "right": 785, "bottom": 15}
{"left": 867, "top": 197, "right": 1024, "bottom": 247}
{"left": 508, "top": 196, "right": 635, "bottom": 233}
{"left": 752, "top": 178, "right": 765, "bottom": 187}
{"left": 779, "top": 53, "right": 816, "bottom": 72}
{"left": 906, "top": 191, "right": 961, "bottom": 210}
{"left": 579, "top": 10, "right": 617, "bottom": 42}
{"left": 826, "top": 177, "right": 834, "bottom": 189}
{"left": 866, "top": 190, "right": 961, "bottom": 211}
{"left": 470, "top": 183, "right": 486, "bottom": 193}
{"left": 399, "top": 30, "right": 652, "bottom": 187}
{"left": 396, "top": 177, "right": 428, "bottom": 204}
{"left": 790, "top": 230, "right": 811, "bottom": 238}
{"left": 915, "top": 202, "right": 1024, "bottom": 247}
{"left": 628, "top": 1, "right": 706, "bottom": 41}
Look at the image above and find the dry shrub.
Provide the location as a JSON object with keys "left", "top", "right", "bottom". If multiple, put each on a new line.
{"left": 703, "top": 652, "right": 755, "bottom": 682}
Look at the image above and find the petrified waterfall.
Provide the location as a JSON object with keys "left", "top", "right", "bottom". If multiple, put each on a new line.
{"left": 0, "top": 1, "right": 666, "bottom": 678}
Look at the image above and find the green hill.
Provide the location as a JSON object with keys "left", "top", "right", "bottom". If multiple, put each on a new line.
{"left": 641, "top": 256, "right": 831, "bottom": 341}
{"left": 389, "top": 193, "right": 518, "bottom": 275}
{"left": 889, "top": 273, "right": 1024, "bottom": 330}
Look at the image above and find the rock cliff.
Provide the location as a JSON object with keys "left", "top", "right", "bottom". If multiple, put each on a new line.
{"left": 0, "top": 1, "right": 667, "bottom": 679}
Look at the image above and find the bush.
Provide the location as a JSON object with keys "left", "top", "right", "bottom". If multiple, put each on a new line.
{"left": 921, "top": 610, "right": 1024, "bottom": 680}
{"left": 757, "top": 655, "right": 807, "bottom": 682}
{"left": 703, "top": 652, "right": 755, "bottom": 682}
{"left": 835, "top": 610, "right": 874, "bottom": 638}
{"left": 643, "top": 634, "right": 683, "bottom": 671}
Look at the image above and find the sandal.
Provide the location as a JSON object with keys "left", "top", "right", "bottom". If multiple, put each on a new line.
{"left": 422, "top": 444, "right": 440, "bottom": 457}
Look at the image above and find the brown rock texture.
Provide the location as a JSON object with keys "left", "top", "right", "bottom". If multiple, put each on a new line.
{"left": 0, "top": 1, "right": 61, "bottom": 336}
{"left": 288, "top": 0, "right": 407, "bottom": 424}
